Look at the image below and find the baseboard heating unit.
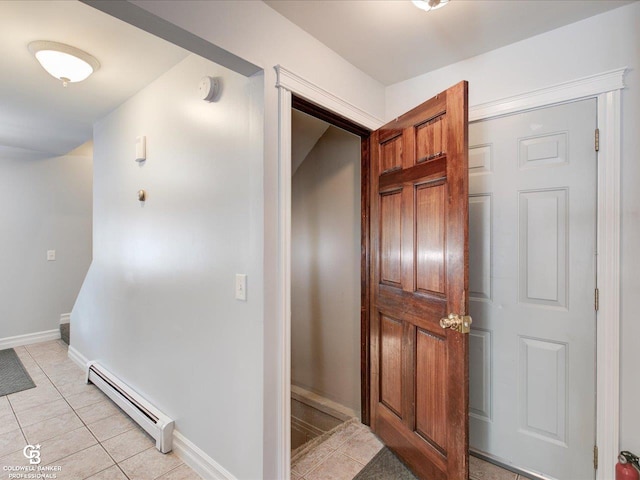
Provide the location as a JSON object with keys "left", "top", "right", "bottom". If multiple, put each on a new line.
{"left": 86, "top": 361, "right": 174, "bottom": 453}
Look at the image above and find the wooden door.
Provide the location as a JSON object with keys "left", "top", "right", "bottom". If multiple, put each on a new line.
{"left": 369, "top": 81, "right": 469, "bottom": 480}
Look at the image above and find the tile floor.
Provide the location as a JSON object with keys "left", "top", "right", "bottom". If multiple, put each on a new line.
{"left": 0, "top": 340, "right": 201, "bottom": 480}
{"left": 291, "top": 420, "right": 533, "bottom": 480}
{"left": 2, "top": 340, "right": 533, "bottom": 480}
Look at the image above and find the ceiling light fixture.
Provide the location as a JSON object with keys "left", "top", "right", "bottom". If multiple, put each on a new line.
{"left": 28, "top": 41, "right": 100, "bottom": 87}
{"left": 412, "top": 0, "right": 449, "bottom": 12}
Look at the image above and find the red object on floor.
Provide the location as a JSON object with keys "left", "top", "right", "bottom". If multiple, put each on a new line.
{"left": 617, "top": 452, "right": 640, "bottom": 480}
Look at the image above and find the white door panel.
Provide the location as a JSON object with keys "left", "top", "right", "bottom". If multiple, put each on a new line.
{"left": 469, "top": 99, "right": 597, "bottom": 480}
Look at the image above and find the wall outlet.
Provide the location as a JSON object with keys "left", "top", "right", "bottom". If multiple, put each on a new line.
{"left": 47, "top": 250, "right": 56, "bottom": 261}
{"left": 235, "top": 274, "right": 247, "bottom": 301}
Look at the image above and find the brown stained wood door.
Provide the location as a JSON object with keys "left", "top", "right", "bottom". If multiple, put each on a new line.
{"left": 369, "top": 81, "right": 469, "bottom": 480}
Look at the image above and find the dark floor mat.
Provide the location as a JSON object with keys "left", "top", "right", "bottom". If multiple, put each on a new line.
{"left": 0, "top": 348, "right": 35, "bottom": 396}
{"left": 353, "top": 447, "right": 419, "bottom": 480}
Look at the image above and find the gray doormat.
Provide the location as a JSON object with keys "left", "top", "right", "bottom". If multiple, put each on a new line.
{"left": 0, "top": 348, "right": 35, "bottom": 397}
{"left": 354, "top": 447, "right": 419, "bottom": 480}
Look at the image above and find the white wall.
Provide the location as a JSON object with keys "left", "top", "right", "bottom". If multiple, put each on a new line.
{"left": 82, "top": 0, "right": 640, "bottom": 474}
{"left": 100, "top": 2, "right": 386, "bottom": 477}
{"left": 72, "top": 54, "right": 264, "bottom": 479}
{"left": 0, "top": 143, "right": 92, "bottom": 340}
{"left": 386, "top": 2, "right": 640, "bottom": 456}
{"left": 291, "top": 126, "right": 361, "bottom": 415}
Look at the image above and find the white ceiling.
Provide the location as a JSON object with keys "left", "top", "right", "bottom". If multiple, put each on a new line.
{"left": 264, "top": 0, "right": 634, "bottom": 86}
{"left": 0, "top": 1, "right": 188, "bottom": 158}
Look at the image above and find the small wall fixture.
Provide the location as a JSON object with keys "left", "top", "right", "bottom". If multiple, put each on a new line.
{"left": 412, "top": 0, "right": 449, "bottom": 12}
{"left": 28, "top": 41, "right": 100, "bottom": 87}
{"left": 198, "top": 76, "right": 219, "bottom": 102}
{"left": 136, "top": 136, "right": 146, "bottom": 162}
{"left": 138, "top": 190, "right": 146, "bottom": 202}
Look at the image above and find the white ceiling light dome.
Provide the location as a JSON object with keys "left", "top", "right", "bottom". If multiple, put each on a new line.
{"left": 412, "top": 0, "right": 450, "bottom": 12}
{"left": 28, "top": 41, "right": 100, "bottom": 87}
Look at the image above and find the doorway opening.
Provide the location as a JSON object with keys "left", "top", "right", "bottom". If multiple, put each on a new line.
{"left": 289, "top": 96, "right": 371, "bottom": 456}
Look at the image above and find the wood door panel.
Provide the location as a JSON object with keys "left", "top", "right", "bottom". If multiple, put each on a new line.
{"left": 386, "top": 96, "right": 447, "bottom": 132}
{"left": 380, "top": 191, "right": 403, "bottom": 286}
{"left": 416, "top": 115, "right": 447, "bottom": 163}
{"left": 376, "top": 304, "right": 445, "bottom": 344}
{"left": 377, "top": 285, "right": 447, "bottom": 322}
{"left": 379, "top": 156, "right": 446, "bottom": 191}
{"left": 376, "top": 406, "right": 447, "bottom": 480}
{"left": 380, "top": 135, "right": 403, "bottom": 175}
{"left": 380, "top": 315, "right": 403, "bottom": 417}
{"left": 416, "top": 328, "right": 448, "bottom": 453}
{"left": 416, "top": 182, "right": 446, "bottom": 295}
{"left": 370, "top": 81, "right": 468, "bottom": 480}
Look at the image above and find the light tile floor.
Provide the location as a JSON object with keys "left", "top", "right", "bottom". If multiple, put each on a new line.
{"left": 0, "top": 340, "right": 201, "bottom": 480}
{"left": 291, "top": 420, "right": 533, "bottom": 480}
{"left": 2, "top": 340, "right": 535, "bottom": 480}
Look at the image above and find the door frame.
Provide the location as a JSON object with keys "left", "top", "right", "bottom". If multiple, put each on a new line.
{"left": 275, "top": 65, "right": 384, "bottom": 480}
{"left": 289, "top": 94, "right": 372, "bottom": 425}
{"left": 275, "top": 65, "right": 625, "bottom": 480}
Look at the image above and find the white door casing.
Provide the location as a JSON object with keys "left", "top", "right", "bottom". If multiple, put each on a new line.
{"left": 469, "top": 99, "right": 597, "bottom": 479}
{"left": 275, "top": 65, "right": 624, "bottom": 480}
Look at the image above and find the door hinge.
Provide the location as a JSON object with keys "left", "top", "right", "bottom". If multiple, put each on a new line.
{"left": 595, "top": 128, "right": 600, "bottom": 152}
{"left": 595, "top": 288, "right": 600, "bottom": 311}
{"left": 594, "top": 445, "right": 598, "bottom": 470}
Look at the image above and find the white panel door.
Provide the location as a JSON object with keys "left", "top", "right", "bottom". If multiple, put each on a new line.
{"left": 468, "top": 99, "right": 597, "bottom": 480}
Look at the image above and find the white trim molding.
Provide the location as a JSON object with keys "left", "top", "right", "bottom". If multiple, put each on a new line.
{"left": 273, "top": 66, "right": 383, "bottom": 479}
{"left": 275, "top": 65, "right": 384, "bottom": 131}
{"left": 67, "top": 345, "right": 89, "bottom": 370}
{"left": 0, "top": 329, "right": 61, "bottom": 350}
{"left": 596, "top": 88, "right": 622, "bottom": 480}
{"left": 276, "top": 84, "right": 293, "bottom": 480}
{"left": 60, "top": 313, "right": 71, "bottom": 325}
{"left": 470, "top": 67, "right": 627, "bottom": 121}
{"left": 276, "top": 66, "right": 625, "bottom": 480}
{"left": 173, "top": 430, "right": 237, "bottom": 480}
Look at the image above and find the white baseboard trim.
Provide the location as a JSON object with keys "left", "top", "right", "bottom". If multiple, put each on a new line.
{"left": 60, "top": 313, "right": 71, "bottom": 325}
{"left": 0, "top": 329, "right": 61, "bottom": 350}
{"left": 173, "top": 430, "right": 237, "bottom": 480}
{"left": 291, "top": 384, "right": 359, "bottom": 422}
{"left": 67, "top": 345, "right": 89, "bottom": 370}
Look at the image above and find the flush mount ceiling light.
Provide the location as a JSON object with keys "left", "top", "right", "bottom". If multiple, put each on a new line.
{"left": 412, "top": 0, "right": 449, "bottom": 12}
{"left": 28, "top": 41, "right": 100, "bottom": 87}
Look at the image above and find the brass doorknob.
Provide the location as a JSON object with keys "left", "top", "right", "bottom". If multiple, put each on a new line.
{"left": 439, "top": 313, "right": 472, "bottom": 334}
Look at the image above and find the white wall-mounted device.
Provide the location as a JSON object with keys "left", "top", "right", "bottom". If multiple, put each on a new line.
{"left": 235, "top": 274, "right": 247, "bottom": 301}
{"left": 198, "top": 76, "right": 219, "bottom": 102}
{"left": 86, "top": 362, "right": 174, "bottom": 453}
{"left": 135, "top": 136, "right": 146, "bottom": 162}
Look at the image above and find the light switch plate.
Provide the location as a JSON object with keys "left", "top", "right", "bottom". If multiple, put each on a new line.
{"left": 47, "top": 250, "right": 56, "bottom": 261}
{"left": 235, "top": 274, "right": 247, "bottom": 301}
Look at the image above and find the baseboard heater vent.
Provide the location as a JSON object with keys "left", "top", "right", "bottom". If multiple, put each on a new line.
{"left": 86, "top": 361, "right": 174, "bottom": 453}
